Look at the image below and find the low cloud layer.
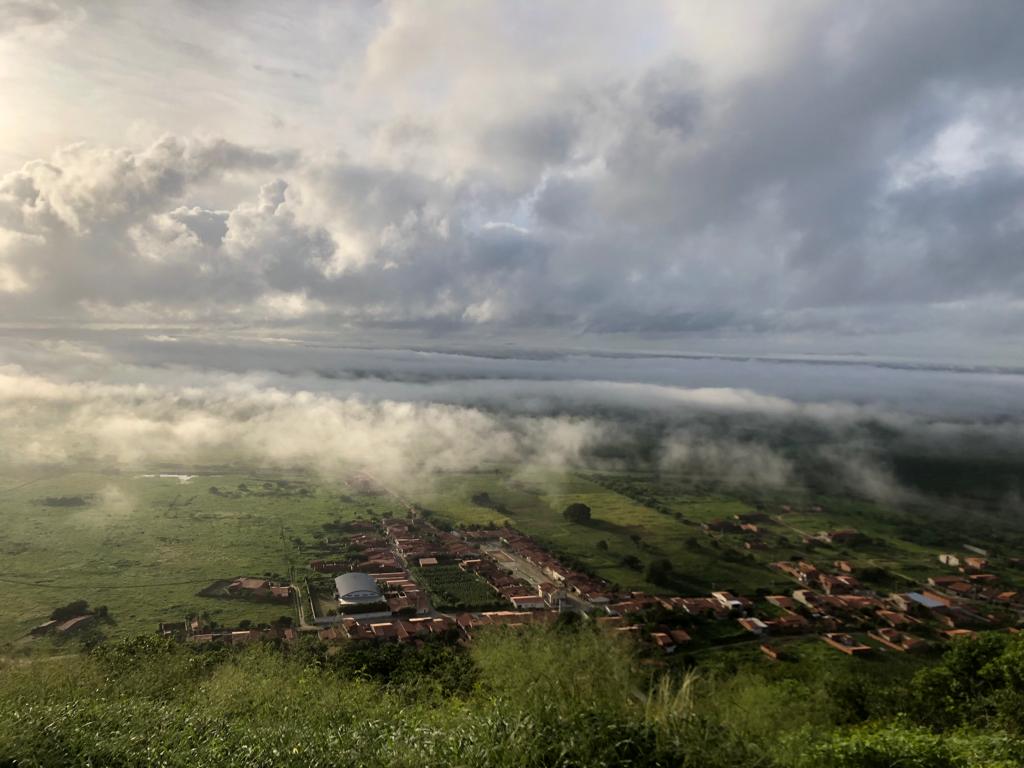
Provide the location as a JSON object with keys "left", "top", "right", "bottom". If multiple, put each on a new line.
{"left": 1, "top": 1, "right": 1024, "bottom": 361}
{"left": 2, "top": 342, "right": 1022, "bottom": 507}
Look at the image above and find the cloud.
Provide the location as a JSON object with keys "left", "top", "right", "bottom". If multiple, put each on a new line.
{"left": 0, "top": 346, "right": 1022, "bottom": 506}
{"left": 0, "top": 0, "right": 81, "bottom": 42}
{"left": 1, "top": 1, "right": 1023, "bottom": 362}
{"left": 660, "top": 430, "right": 795, "bottom": 490}
{"left": 0, "top": 364, "right": 609, "bottom": 488}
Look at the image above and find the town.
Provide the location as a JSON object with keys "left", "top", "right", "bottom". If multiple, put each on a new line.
{"left": 128, "top": 477, "right": 1024, "bottom": 661}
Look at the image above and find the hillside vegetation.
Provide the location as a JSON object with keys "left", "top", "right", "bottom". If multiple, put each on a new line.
{"left": 3, "top": 627, "right": 1024, "bottom": 767}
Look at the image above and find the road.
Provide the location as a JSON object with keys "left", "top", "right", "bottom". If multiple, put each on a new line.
{"left": 291, "top": 581, "right": 323, "bottom": 631}
{"left": 349, "top": 471, "right": 420, "bottom": 516}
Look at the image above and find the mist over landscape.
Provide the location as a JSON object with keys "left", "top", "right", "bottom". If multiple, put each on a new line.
{"left": 3, "top": 333, "right": 1024, "bottom": 507}
{"left": 4, "top": 2, "right": 1024, "bottom": 767}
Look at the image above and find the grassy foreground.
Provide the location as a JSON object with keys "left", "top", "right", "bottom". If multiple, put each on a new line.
{"left": 3, "top": 626, "right": 1024, "bottom": 767}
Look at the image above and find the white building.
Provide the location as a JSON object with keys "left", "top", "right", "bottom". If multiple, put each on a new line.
{"left": 335, "top": 572, "right": 384, "bottom": 606}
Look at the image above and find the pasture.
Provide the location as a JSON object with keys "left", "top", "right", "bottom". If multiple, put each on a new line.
{"left": 414, "top": 470, "right": 785, "bottom": 594}
{"left": 0, "top": 467, "right": 405, "bottom": 649}
{"left": 3, "top": 461, "right": 1012, "bottom": 651}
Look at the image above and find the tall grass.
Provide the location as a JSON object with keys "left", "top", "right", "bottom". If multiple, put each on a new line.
{"left": 2, "top": 629, "right": 1021, "bottom": 767}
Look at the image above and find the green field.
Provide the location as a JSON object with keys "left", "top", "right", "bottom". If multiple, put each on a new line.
{"left": 415, "top": 470, "right": 791, "bottom": 594}
{"left": 3, "top": 462, "right": 1021, "bottom": 652}
{"left": 412, "top": 467, "right": 1024, "bottom": 600}
{"left": 0, "top": 467, "right": 406, "bottom": 649}
{"left": 411, "top": 564, "right": 504, "bottom": 611}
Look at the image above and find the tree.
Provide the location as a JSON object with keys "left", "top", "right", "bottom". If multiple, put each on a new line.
{"left": 645, "top": 558, "right": 675, "bottom": 587}
{"left": 50, "top": 600, "right": 90, "bottom": 622}
{"left": 562, "top": 502, "right": 592, "bottom": 524}
{"left": 620, "top": 554, "right": 642, "bottom": 571}
{"left": 596, "top": 539, "right": 608, "bottom": 551}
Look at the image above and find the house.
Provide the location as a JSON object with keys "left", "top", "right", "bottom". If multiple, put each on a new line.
{"left": 387, "top": 596, "right": 415, "bottom": 614}
{"left": 936, "top": 606, "right": 989, "bottom": 629}
{"left": 929, "top": 574, "right": 965, "bottom": 587}
{"left": 938, "top": 554, "right": 961, "bottom": 567}
{"left": 968, "top": 573, "right": 998, "bottom": 583}
{"left": 157, "top": 621, "right": 186, "bottom": 639}
{"left": 418, "top": 557, "right": 439, "bottom": 568}
{"left": 537, "top": 582, "right": 565, "bottom": 607}
{"left": 226, "top": 578, "right": 291, "bottom": 602}
{"left": 672, "top": 597, "right": 730, "bottom": 619}
{"left": 834, "top": 561, "right": 854, "bottom": 573}
{"left": 944, "top": 628, "right": 977, "bottom": 640}
{"left": 711, "top": 591, "right": 746, "bottom": 613}
{"left": 766, "top": 611, "right": 809, "bottom": 633}
{"left": 946, "top": 581, "right": 974, "bottom": 597}
{"left": 793, "top": 590, "right": 824, "bottom": 610}
{"left": 335, "top": 572, "right": 384, "bottom": 606}
{"left": 964, "top": 557, "right": 989, "bottom": 571}
{"left": 608, "top": 598, "right": 651, "bottom": 616}
{"left": 738, "top": 617, "right": 769, "bottom": 635}
{"left": 869, "top": 628, "right": 927, "bottom": 652}
{"left": 55, "top": 615, "right": 95, "bottom": 634}
{"left": 734, "top": 512, "right": 773, "bottom": 524}
{"left": 919, "top": 590, "right": 955, "bottom": 607}
{"left": 876, "top": 610, "right": 915, "bottom": 628}
{"left": 650, "top": 632, "right": 676, "bottom": 653}
{"left": 835, "top": 595, "right": 882, "bottom": 613}
{"left": 668, "top": 629, "right": 691, "bottom": 645}
{"left": 820, "top": 574, "right": 858, "bottom": 595}
{"left": 822, "top": 633, "right": 871, "bottom": 656}
{"left": 510, "top": 594, "right": 547, "bottom": 610}
{"left": 771, "top": 561, "right": 821, "bottom": 584}
{"left": 270, "top": 585, "right": 291, "bottom": 600}
{"left": 765, "top": 595, "right": 800, "bottom": 611}
{"left": 760, "top": 643, "right": 783, "bottom": 661}
{"left": 892, "top": 592, "right": 946, "bottom": 613}
{"left": 229, "top": 577, "right": 269, "bottom": 592}
{"left": 30, "top": 620, "right": 57, "bottom": 636}
{"left": 370, "top": 621, "right": 400, "bottom": 640}
{"left": 819, "top": 529, "right": 862, "bottom": 545}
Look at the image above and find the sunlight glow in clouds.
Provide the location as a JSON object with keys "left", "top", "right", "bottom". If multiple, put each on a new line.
{"left": 0, "top": 0, "right": 1023, "bottom": 363}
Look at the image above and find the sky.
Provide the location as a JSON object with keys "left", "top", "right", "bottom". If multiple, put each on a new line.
{"left": 1, "top": 0, "right": 1023, "bottom": 365}
{"left": 2, "top": 1, "right": 1024, "bottom": 499}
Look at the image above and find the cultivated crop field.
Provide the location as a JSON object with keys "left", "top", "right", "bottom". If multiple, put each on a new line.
{"left": 411, "top": 564, "right": 504, "bottom": 611}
